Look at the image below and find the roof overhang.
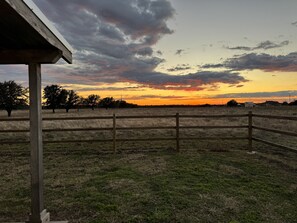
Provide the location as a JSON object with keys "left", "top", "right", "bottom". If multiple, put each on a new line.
{"left": 0, "top": 0, "right": 72, "bottom": 64}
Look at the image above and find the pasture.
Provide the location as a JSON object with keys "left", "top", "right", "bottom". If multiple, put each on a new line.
{"left": 0, "top": 107, "right": 297, "bottom": 222}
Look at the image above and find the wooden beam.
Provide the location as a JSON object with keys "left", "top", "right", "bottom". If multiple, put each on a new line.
{"left": 253, "top": 126, "right": 297, "bottom": 137}
{"left": 0, "top": 49, "right": 62, "bottom": 64}
{"left": 28, "top": 63, "right": 49, "bottom": 223}
{"left": 253, "top": 137, "right": 297, "bottom": 153}
{"left": 176, "top": 113, "right": 180, "bottom": 152}
{"left": 4, "top": 0, "right": 72, "bottom": 64}
{"left": 248, "top": 111, "right": 253, "bottom": 152}
{"left": 253, "top": 114, "right": 297, "bottom": 121}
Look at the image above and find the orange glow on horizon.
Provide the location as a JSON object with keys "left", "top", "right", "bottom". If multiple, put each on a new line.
{"left": 112, "top": 97, "right": 294, "bottom": 106}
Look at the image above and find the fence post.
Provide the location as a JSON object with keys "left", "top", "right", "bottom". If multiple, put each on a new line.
{"left": 113, "top": 114, "right": 116, "bottom": 154}
{"left": 176, "top": 113, "right": 180, "bottom": 152}
{"left": 248, "top": 111, "right": 253, "bottom": 152}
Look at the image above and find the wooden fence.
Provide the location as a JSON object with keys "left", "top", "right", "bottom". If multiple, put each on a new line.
{"left": 252, "top": 113, "right": 297, "bottom": 152}
{"left": 0, "top": 112, "right": 296, "bottom": 153}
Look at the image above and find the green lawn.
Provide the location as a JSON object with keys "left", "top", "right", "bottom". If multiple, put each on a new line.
{"left": 1, "top": 146, "right": 297, "bottom": 223}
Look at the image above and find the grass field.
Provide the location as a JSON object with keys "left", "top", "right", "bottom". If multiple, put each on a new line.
{"left": 0, "top": 107, "right": 297, "bottom": 222}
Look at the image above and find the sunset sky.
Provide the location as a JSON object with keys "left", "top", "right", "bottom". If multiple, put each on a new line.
{"left": 1, "top": 0, "right": 297, "bottom": 105}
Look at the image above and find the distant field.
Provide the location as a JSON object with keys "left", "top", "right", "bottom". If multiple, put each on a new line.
{"left": 0, "top": 107, "right": 297, "bottom": 222}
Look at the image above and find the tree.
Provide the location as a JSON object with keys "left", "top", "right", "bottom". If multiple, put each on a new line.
{"left": 43, "top": 85, "right": 67, "bottom": 113}
{"left": 100, "top": 97, "right": 115, "bottom": 109}
{"left": 86, "top": 94, "right": 100, "bottom": 110}
{"left": 289, "top": 100, "right": 297, "bottom": 106}
{"left": 227, "top": 99, "right": 238, "bottom": 107}
{"left": 76, "top": 96, "right": 87, "bottom": 111}
{"left": 0, "top": 81, "right": 28, "bottom": 117}
{"left": 65, "top": 90, "right": 79, "bottom": 113}
{"left": 116, "top": 100, "right": 137, "bottom": 108}
{"left": 282, "top": 101, "right": 289, "bottom": 106}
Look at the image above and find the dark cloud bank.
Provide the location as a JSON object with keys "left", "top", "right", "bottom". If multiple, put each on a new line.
{"left": 226, "top": 40, "right": 289, "bottom": 51}
{"left": 9, "top": 0, "right": 246, "bottom": 91}
{"left": 1, "top": 0, "right": 294, "bottom": 93}
{"left": 212, "top": 90, "right": 297, "bottom": 99}
{"left": 202, "top": 52, "right": 297, "bottom": 72}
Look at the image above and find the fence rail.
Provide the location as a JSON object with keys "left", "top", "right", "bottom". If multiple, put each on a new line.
{"left": 252, "top": 137, "right": 297, "bottom": 153}
{"left": 0, "top": 112, "right": 296, "bottom": 153}
{"left": 253, "top": 114, "right": 297, "bottom": 121}
{"left": 252, "top": 114, "right": 297, "bottom": 152}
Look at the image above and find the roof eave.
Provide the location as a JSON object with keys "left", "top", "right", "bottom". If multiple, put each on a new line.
{"left": 4, "top": 0, "right": 73, "bottom": 64}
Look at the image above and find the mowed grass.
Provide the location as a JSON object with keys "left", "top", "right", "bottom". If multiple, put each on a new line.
{"left": 1, "top": 148, "right": 297, "bottom": 223}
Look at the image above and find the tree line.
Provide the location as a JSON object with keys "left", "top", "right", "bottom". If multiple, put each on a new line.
{"left": 226, "top": 99, "right": 297, "bottom": 107}
{"left": 43, "top": 84, "right": 136, "bottom": 113}
{"left": 0, "top": 81, "right": 136, "bottom": 117}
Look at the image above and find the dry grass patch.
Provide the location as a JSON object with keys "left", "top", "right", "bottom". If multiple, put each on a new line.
{"left": 219, "top": 164, "right": 245, "bottom": 176}
{"left": 116, "top": 154, "right": 167, "bottom": 175}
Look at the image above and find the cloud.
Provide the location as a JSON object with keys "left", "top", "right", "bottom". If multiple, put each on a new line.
{"left": 120, "top": 70, "right": 248, "bottom": 91}
{"left": 39, "top": 0, "right": 175, "bottom": 41}
{"left": 226, "top": 40, "right": 289, "bottom": 51}
{"left": 211, "top": 90, "right": 297, "bottom": 99}
{"left": 73, "top": 86, "right": 141, "bottom": 92}
{"left": 0, "top": 65, "right": 30, "bottom": 87}
{"left": 292, "top": 21, "right": 297, "bottom": 26}
{"left": 0, "top": 0, "right": 175, "bottom": 88}
{"left": 175, "top": 49, "right": 185, "bottom": 56}
{"left": 202, "top": 52, "right": 297, "bottom": 72}
{"left": 98, "top": 24, "right": 125, "bottom": 42}
{"left": 156, "top": 50, "right": 163, "bottom": 55}
{"left": 126, "top": 95, "right": 186, "bottom": 100}
{"left": 167, "top": 64, "right": 192, "bottom": 72}
{"left": 0, "top": 0, "right": 248, "bottom": 93}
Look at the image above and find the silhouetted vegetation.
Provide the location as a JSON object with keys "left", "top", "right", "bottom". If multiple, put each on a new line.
{"left": 0, "top": 81, "right": 28, "bottom": 117}
{"left": 99, "top": 97, "right": 115, "bottom": 109}
{"left": 65, "top": 90, "right": 79, "bottom": 113}
{"left": 116, "top": 100, "right": 137, "bottom": 108}
{"left": 43, "top": 85, "right": 68, "bottom": 113}
{"left": 42, "top": 85, "right": 138, "bottom": 112}
{"left": 289, "top": 100, "right": 297, "bottom": 106}
{"left": 282, "top": 101, "right": 289, "bottom": 106}
{"left": 85, "top": 94, "right": 100, "bottom": 110}
{"left": 226, "top": 99, "right": 238, "bottom": 107}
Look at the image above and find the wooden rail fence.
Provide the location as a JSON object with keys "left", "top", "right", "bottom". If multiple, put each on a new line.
{"left": 0, "top": 112, "right": 296, "bottom": 153}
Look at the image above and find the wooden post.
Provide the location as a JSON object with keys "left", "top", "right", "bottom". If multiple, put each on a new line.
{"left": 248, "top": 111, "right": 253, "bottom": 152}
{"left": 176, "top": 113, "right": 180, "bottom": 152}
{"left": 28, "top": 63, "right": 50, "bottom": 223}
{"left": 113, "top": 114, "right": 116, "bottom": 154}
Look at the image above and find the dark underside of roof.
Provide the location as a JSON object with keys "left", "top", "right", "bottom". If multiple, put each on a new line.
{"left": 0, "top": 0, "right": 72, "bottom": 64}
{"left": 0, "top": 1, "right": 56, "bottom": 51}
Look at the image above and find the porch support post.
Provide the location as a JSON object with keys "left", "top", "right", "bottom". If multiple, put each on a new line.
{"left": 28, "top": 63, "right": 50, "bottom": 223}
